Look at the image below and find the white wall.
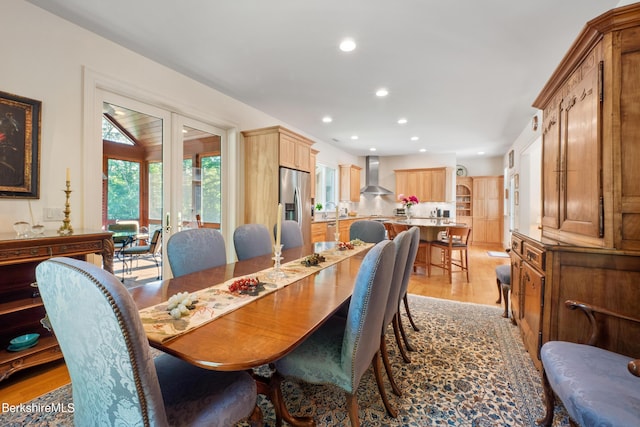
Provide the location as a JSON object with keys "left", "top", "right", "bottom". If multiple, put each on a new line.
{"left": 0, "top": 0, "right": 336, "bottom": 234}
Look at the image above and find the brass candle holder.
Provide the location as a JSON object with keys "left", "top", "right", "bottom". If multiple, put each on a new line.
{"left": 58, "top": 180, "right": 74, "bottom": 235}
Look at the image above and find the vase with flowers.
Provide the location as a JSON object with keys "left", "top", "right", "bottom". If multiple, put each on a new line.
{"left": 398, "top": 194, "right": 419, "bottom": 221}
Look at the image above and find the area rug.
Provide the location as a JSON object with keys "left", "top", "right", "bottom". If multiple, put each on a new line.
{"left": 487, "top": 251, "right": 510, "bottom": 258}
{"left": 0, "top": 296, "right": 569, "bottom": 426}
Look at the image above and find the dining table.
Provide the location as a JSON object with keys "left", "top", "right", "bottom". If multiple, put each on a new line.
{"left": 130, "top": 241, "right": 373, "bottom": 427}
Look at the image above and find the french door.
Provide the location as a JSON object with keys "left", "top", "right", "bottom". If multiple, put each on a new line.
{"left": 98, "top": 90, "right": 224, "bottom": 279}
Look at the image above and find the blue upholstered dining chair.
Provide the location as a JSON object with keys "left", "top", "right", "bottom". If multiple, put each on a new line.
{"left": 166, "top": 228, "right": 227, "bottom": 277}
{"left": 274, "top": 240, "right": 396, "bottom": 426}
{"left": 275, "top": 220, "right": 303, "bottom": 249}
{"left": 377, "top": 229, "right": 412, "bottom": 417}
{"left": 349, "top": 220, "right": 386, "bottom": 243}
{"left": 395, "top": 226, "right": 422, "bottom": 351}
{"left": 36, "top": 257, "right": 262, "bottom": 427}
{"left": 538, "top": 300, "right": 640, "bottom": 427}
{"left": 233, "top": 223, "right": 272, "bottom": 261}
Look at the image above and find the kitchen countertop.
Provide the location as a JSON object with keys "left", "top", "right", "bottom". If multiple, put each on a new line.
{"left": 312, "top": 215, "right": 391, "bottom": 223}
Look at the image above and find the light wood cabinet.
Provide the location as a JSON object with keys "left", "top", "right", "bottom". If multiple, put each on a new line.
{"left": 533, "top": 3, "right": 640, "bottom": 250}
{"left": 394, "top": 167, "right": 452, "bottom": 202}
{"left": 471, "top": 176, "right": 503, "bottom": 244}
{"left": 510, "top": 231, "right": 640, "bottom": 371}
{"left": 339, "top": 164, "right": 361, "bottom": 202}
{"left": 311, "top": 222, "right": 327, "bottom": 243}
{"left": 279, "top": 131, "right": 313, "bottom": 172}
{"left": 242, "top": 126, "right": 314, "bottom": 242}
{"left": 0, "top": 230, "right": 114, "bottom": 381}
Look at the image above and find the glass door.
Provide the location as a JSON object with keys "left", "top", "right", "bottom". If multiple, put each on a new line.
{"left": 173, "top": 115, "right": 224, "bottom": 234}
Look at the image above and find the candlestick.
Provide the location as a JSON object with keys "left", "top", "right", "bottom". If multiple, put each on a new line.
{"left": 275, "top": 203, "right": 283, "bottom": 248}
{"left": 58, "top": 180, "right": 74, "bottom": 235}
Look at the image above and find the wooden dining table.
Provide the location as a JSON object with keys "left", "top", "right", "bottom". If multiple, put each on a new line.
{"left": 129, "top": 241, "right": 371, "bottom": 426}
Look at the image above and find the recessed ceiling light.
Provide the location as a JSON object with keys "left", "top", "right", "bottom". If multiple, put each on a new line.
{"left": 339, "top": 38, "right": 356, "bottom": 52}
{"left": 350, "top": 135, "right": 359, "bottom": 140}
{"left": 370, "top": 147, "right": 377, "bottom": 152}
{"left": 477, "top": 151, "right": 485, "bottom": 155}
{"left": 410, "top": 136, "right": 419, "bottom": 141}
{"left": 397, "top": 118, "right": 408, "bottom": 124}
{"left": 419, "top": 148, "right": 427, "bottom": 152}
{"left": 322, "top": 116, "right": 333, "bottom": 123}
{"left": 375, "top": 88, "right": 388, "bottom": 97}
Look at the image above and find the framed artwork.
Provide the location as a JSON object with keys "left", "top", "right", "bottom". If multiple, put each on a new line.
{"left": 0, "top": 91, "right": 41, "bottom": 198}
{"left": 514, "top": 190, "right": 519, "bottom": 206}
{"left": 508, "top": 150, "right": 514, "bottom": 169}
{"left": 514, "top": 173, "right": 519, "bottom": 189}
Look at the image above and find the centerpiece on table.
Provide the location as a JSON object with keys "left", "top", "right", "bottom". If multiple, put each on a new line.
{"left": 398, "top": 194, "right": 419, "bottom": 221}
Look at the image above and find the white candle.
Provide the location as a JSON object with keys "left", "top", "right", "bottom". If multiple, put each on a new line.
{"left": 28, "top": 201, "right": 35, "bottom": 225}
{"left": 66, "top": 168, "right": 70, "bottom": 182}
{"left": 275, "top": 203, "right": 283, "bottom": 248}
{"left": 335, "top": 206, "right": 340, "bottom": 240}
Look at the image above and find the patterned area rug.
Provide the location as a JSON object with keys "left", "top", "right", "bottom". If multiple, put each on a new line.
{"left": 0, "top": 296, "right": 570, "bottom": 426}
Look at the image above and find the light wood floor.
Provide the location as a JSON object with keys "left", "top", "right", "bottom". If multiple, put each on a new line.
{"left": 0, "top": 242, "right": 509, "bottom": 406}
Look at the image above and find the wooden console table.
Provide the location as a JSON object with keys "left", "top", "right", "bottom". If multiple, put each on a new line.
{"left": 0, "top": 230, "right": 114, "bottom": 381}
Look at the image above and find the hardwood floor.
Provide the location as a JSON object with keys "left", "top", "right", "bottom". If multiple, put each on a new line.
{"left": 0, "top": 242, "right": 508, "bottom": 406}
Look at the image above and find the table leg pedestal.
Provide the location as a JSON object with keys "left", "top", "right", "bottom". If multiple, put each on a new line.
{"left": 253, "top": 371, "right": 315, "bottom": 427}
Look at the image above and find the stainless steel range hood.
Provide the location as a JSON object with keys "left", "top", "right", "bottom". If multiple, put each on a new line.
{"left": 360, "top": 156, "right": 393, "bottom": 195}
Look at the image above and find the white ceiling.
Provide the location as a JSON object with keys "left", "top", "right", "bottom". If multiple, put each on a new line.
{"left": 28, "top": 0, "right": 621, "bottom": 158}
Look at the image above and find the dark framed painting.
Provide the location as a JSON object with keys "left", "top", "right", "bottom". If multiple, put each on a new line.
{"left": 0, "top": 91, "right": 41, "bottom": 198}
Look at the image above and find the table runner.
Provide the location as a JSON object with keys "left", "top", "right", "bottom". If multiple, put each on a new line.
{"left": 139, "top": 242, "right": 373, "bottom": 343}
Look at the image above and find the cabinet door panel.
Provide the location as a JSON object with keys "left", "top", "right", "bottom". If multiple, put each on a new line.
{"left": 542, "top": 99, "right": 562, "bottom": 229}
{"left": 521, "top": 262, "right": 544, "bottom": 367}
{"left": 559, "top": 52, "right": 601, "bottom": 237}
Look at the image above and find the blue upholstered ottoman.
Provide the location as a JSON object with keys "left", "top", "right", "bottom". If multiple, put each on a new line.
{"left": 495, "top": 264, "right": 511, "bottom": 318}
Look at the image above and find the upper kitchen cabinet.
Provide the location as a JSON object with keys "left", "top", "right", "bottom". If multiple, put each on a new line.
{"left": 533, "top": 3, "right": 640, "bottom": 250}
{"left": 339, "top": 164, "right": 361, "bottom": 202}
{"left": 395, "top": 167, "right": 453, "bottom": 202}
{"left": 241, "top": 126, "right": 314, "bottom": 231}
{"left": 246, "top": 125, "right": 315, "bottom": 173}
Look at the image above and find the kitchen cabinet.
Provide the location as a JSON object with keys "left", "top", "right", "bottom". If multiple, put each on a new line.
{"left": 533, "top": 3, "right": 640, "bottom": 250}
{"left": 471, "top": 176, "right": 503, "bottom": 244}
{"left": 311, "top": 222, "right": 327, "bottom": 243}
{"left": 242, "top": 126, "right": 315, "bottom": 243}
{"left": 510, "top": 231, "right": 640, "bottom": 371}
{"left": 0, "top": 230, "right": 114, "bottom": 381}
{"left": 394, "top": 167, "right": 452, "bottom": 202}
{"left": 339, "top": 164, "right": 361, "bottom": 202}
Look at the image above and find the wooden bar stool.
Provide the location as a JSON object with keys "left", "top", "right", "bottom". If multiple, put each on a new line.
{"left": 429, "top": 226, "right": 471, "bottom": 283}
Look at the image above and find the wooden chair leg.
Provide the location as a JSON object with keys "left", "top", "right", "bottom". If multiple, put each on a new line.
{"left": 403, "top": 294, "right": 420, "bottom": 332}
{"left": 380, "top": 335, "right": 402, "bottom": 396}
{"left": 501, "top": 284, "right": 510, "bottom": 318}
{"left": 372, "top": 351, "right": 398, "bottom": 419}
{"left": 393, "top": 314, "right": 413, "bottom": 360}
{"left": 464, "top": 248, "right": 469, "bottom": 282}
{"left": 345, "top": 392, "right": 361, "bottom": 427}
{"left": 395, "top": 311, "right": 416, "bottom": 353}
{"left": 537, "top": 369, "right": 555, "bottom": 427}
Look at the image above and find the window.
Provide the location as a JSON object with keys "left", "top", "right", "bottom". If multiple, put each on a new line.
{"left": 314, "top": 164, "right": 337, "bottom": 210}
{"left": 107, "top": 159, "right": 140, "bottom": 220}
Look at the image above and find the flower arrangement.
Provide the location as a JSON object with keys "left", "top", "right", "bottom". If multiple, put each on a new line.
{"left": 398, "top": 194, "right": 419, "bottom": 208}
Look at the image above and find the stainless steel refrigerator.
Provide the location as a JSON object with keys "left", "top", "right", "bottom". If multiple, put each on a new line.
{"left": 279, "top": 167, "right": 311, "bottom": 245}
